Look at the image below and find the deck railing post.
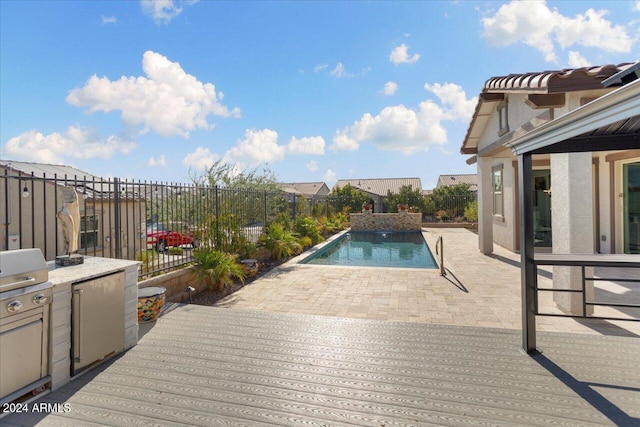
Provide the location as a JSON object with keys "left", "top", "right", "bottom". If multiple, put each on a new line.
{"left": 519, "top": 153, "right": 537, "bottom": 354}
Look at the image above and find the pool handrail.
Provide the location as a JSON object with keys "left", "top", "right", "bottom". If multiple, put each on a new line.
{"left": 435, "top": 236, "right": 445, "bottom": 276}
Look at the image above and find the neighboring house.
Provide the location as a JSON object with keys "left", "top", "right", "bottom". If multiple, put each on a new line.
{"left": 460, "top": 62, "right": 639, "bottom": 256}
{"left": 0, "top": 160, "right": 145, "bottom": 261}
{"left": 436, "top": 174, "right": 477, "bottom": 192}
{"left": 278, "top": 182, "right": 330, "bottom": 198}
{"left": 333, "top": 178, "right": 422, "bottom": 212}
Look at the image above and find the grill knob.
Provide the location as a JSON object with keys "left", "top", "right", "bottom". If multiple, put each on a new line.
{"left": 7, "top": 300, "right": 23, "bottom": 312}
{"left": 33, "top": 294, "right": 49, "bottom": 305}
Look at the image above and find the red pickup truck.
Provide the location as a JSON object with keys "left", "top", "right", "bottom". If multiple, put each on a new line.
{"left": 146, "top": 222, "right": 199, "bottom": 252}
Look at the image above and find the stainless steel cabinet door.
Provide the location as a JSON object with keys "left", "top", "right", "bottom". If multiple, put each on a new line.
{"left": 0, "top": 314, "right": 43, "bottom": 397}
{"left": 72, "top": 271, "right": 125, "bottom": 374}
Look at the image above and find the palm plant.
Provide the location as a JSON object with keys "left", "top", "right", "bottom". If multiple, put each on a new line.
{"left": 192, "top": 248, "right": 246, "bottom": 292}
{"left": 259, "top": 223, "right": 302, "bottom": 261}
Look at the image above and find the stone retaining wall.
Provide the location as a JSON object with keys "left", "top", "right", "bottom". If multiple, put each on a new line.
{"left": 350, "top": 212, "right": 422, "bottom": 231}
{"left": 138, "top": 266, "right": 205, "bottom": 303}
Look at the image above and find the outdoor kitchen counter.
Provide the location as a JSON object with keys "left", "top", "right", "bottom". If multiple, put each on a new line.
{"left": 47, "top": 256, "right": 140, "bottom": 392}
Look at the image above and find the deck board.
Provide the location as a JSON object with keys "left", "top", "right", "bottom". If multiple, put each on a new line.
{"left": 3, "top": 305, "right": 639, "bottom": 426}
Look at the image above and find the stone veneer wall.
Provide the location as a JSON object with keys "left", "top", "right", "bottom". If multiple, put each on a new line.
{"left": 139, "top": 266, "right": 205, "bottom": 303}
{"left": 350, "top": 212, "right": 422, "bottom": 231}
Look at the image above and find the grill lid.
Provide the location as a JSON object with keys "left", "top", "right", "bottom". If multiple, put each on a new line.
{"left": 0, "top": 249, "right": 49, "bottom": 291}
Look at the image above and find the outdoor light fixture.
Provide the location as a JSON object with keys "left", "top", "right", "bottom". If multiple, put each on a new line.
{"left": 185, "top": 286, "right": 196, "bottom": 304}
{"left": 22, "top": 185, "right": 29, "bottom": 198}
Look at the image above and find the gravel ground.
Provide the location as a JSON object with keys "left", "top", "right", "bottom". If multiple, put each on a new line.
{"left": 189, "top": 259, "right": 284, "bottom": 306}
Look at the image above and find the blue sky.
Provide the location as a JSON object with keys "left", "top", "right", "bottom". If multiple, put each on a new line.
{"left": 1, "top": 1, "right": 638, "bottom": 189}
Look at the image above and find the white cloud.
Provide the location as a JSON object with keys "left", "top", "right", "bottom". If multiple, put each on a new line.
{"left": 101, "top": 15, "right": 118, "bottom": 25}
{"left": 287, "top": 136, "right": 325, "bottom": 155}
{"left": 389, "top": 44, "right": 420, "bottom": 65}
{"left": 567, "top": 51, "right": 590, "bottom": 68}
{"left": 67, "top": 51, "right": 240, "bottom": 138}
{"left": 182, "top": 147, "right": 219, "bottom": 171}
{"left": 424, "top": 83, "right": 476, "bottom": 121}
{"left": 323, "top": 169, "right": 337, "bottom": 185}
{"left": 306, "top": 160, "right": 319, "bottom": 172}
{"left": 634, "top": 0, "right": 640, "bottom": 12}
{"left": 148, "top": 155, "right": 167, "bottom": 167}
{"left": 555, "top": 8, "right": 633, "bottom": 52}
{"left": 329, "top": 131, "right": 360, "bottom": 151}
{"left": 330, "top": 62, "right": 352, "bottom": 78}
{"left": 314, "top": 64, "right": 328, "bottom": 73}
{"left": 482, "top": 1, "right": 634, "bottom": 63}
{"left": 330, "top": 83, "right": 476, "bottom": 155}
{"left": 3, "top": 125, "right": 135, "bottom": 164}
{"left": 140, "top": 0, "right": 198, "bottom": 24}
{"left": 225, "top": 129, "right": 286, "bottom": 165}
{"left": 380, "top": 81, "right": 398, "bottom": 96}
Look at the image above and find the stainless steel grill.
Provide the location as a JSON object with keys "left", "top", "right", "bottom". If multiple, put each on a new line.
{"left": 0, "top": 249, "right": 53, "bottom": 405}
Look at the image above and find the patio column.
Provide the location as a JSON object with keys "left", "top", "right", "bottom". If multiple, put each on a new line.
{"left": 477, "top": 156, "right": 494, "bottom": 254}
{"left": 551, "top": 152, "right": 595, "bottom": 315}
{"left": 519, "top": 153, "right": 537, "bottom": 353}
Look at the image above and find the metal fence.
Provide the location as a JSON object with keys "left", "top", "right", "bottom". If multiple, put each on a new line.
{"left": 1, "top": 172, "right": 360, "bottom": 278}
{"left": 1, "top": 170, "right": 477, "bottom": 278}
{"left": 421, "top": 193, "right": 477, "bottom": 222}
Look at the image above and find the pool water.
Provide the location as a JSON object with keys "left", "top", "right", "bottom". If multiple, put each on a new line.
{"left": 301, "top": 231, "right": 437, "bottom": 269}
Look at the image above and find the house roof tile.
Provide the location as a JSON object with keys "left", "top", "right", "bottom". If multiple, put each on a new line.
{"left": 333, "top": 178, "right": 422, "bottom": 196}
{"left": 460, "top": 62, "right": 637, "bottom": 155}
{"left": 436, "top": 174, "right": 477, "bottom": 191}
{"left": 278, "top": 182, "right": 328, "bottom": 197}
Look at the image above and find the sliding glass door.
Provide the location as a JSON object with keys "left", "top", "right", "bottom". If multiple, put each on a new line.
{"left": 623, "top": 162, "right": 640, "bottom": 254}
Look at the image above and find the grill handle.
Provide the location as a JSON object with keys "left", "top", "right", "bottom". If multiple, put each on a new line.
{"left": 6, "top": 276, "right": 36, "bottom": 289}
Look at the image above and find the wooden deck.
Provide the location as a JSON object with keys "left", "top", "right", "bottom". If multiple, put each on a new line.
{"left": 3, "top": 305, "right": 639, "bottom": 426}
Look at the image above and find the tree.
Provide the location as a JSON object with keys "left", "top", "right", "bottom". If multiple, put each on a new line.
{"left": 386, "top": 185, "right": 424, "bottom": 212}
{"left": 426, "top": 183, "right": 477, "bottom": 220}
{"left": 190, "top": 159, "right": 280, "bottom": 191}
{"left": 330, "top": 183, "right": 369, "bottom": 213}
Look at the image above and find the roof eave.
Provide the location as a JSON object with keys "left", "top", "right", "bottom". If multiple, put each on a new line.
{"left": 505, "top": 80, "right": 640, "bottom": 155}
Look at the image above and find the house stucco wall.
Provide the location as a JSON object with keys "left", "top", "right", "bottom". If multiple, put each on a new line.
{"left": 473, "top": 87, "right": 616, "bottom": 255}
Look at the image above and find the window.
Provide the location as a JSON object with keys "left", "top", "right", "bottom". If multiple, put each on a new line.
{"left": 80, "top": 214, "right": 100, "bottom": 250}
{"left": 492, "top": 165, "right": 503, "bottom": 217}
{"left": 497, "top": 100, "right": 509, "bottom": 136}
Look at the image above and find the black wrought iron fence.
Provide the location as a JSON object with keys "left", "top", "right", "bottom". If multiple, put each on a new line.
{"left": 2, "top": 169, "right": 478, "bottom": 278}
{"left": 422, "top": 193, "right": 477, "bottom": 222}
{"left": 1, "top": 171, "right": 359, "bottom": 279}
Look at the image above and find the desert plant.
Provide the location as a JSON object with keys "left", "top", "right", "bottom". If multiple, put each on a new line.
{"left": 192, "top": 248, "right": 246, "bottom": 292}
{"left": 294, "top": 216, "right": 324, "bottom": 245}
{"left": 464, "top": 201, "right": 478, "bottom": 222}
{"left": 298, "top": 236, "right": 313, "bottom": 249}
{"left": 259, "top": 222, "right": 302, "bottom": 261}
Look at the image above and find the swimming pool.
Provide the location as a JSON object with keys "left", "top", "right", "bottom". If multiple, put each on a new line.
{"left": 300, "top": 230, "right": 437, "bottom": 269}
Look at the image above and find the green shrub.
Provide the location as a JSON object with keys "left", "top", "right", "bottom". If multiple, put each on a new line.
{"left": 294, "top": 216, "right": 324, "bottom": 245}
{"left": 192, "top": 248, "right": 246, "bottom": 292}
{"left": 464, "top": 201, "right": 478, "bottom": 222}
{"left": 259, "top": 222, "right": 302, "bottom": 261}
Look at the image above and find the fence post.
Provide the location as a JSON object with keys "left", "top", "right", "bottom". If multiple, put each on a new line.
{"left": 263, "top": 190, "right": 268, "bottom": 226}
{"left": 113, "top": 177, "right": 122, "bottom": 259}
{"left": 214, "top": 185, "right": 220, "bottom": 248}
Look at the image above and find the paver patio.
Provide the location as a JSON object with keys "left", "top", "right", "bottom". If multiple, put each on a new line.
{"left": 215, "top": 228, "right": 640, "bottom": 336}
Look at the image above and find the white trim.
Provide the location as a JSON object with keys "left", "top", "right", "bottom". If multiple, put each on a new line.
{"left": 506, "top": 80, "right": 640, "bottom": 155}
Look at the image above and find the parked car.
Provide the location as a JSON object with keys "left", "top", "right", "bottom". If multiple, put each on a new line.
{"left": 146, "top": 222, "right": 199, "bottom": 252}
